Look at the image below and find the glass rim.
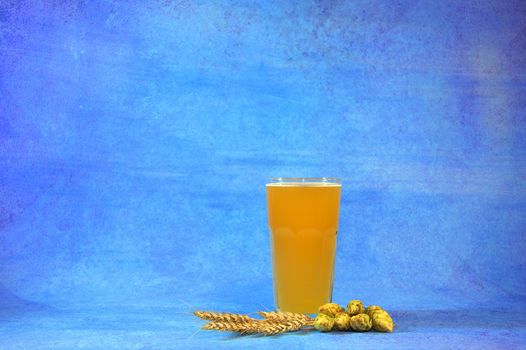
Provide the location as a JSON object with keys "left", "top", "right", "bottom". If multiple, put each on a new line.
{"left": 267, "top": 177, "right": 341, "bottom": 184}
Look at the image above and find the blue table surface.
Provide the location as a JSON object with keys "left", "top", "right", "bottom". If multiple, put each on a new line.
{"left": 2, "top": 301, "right": 525, "bottom": 350}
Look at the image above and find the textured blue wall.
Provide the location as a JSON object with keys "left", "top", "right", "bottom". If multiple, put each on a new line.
{"left": 1, "top": 0, "right": 525, "bottom": 317}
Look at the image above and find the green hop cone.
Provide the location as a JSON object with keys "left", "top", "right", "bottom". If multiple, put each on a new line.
{"left": 318, "top": 303, "right": 345, "bottom": 317}
{"left": 350, "top": 313, "right": 372, "bottom": 331}
{"left": 371, "top": 309, "right": 394, "bottom": 332}
{"left": 314, "top": 313, "right": 334, "bottom": 332}
{"left": 333, "top": 312, "right": 352, "bottom": 331}
{"left": 346, "top": 300, "right": 365, "bottom": 316}
{"left": 365, "top": 305, "right": 383, "bottom": 317}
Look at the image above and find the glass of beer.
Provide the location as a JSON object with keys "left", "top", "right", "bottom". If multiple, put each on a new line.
{"left": 266, "top": 177, "right": 342, "bottom": 314}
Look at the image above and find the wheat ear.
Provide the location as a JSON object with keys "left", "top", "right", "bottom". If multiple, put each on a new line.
{"left": 193, "top": 311, "right": 254, "bottom": 323}
{"left": 257, "top": 319, "right": 305, "bottom": 335}
{"left": 258, "top": 311, "right": 314, "bottom": 326}
{"left": 203, "top": 319, "right": 305, "bottom": 335}
{"left": 202, "top": 321, "right": 261, "bottom": 334}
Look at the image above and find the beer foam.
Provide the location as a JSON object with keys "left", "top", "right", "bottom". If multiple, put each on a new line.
{"left": 266, "top": 182, "right": 341, "bottom": 187}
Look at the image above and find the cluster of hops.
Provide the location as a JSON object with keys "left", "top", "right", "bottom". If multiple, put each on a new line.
{"left": 314, "top": 301, "right": 394, "bottom": 333}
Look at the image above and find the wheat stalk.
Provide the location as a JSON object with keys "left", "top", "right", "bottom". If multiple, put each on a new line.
{"left": 196, "top": 310, "right": 314, "bottom": 336}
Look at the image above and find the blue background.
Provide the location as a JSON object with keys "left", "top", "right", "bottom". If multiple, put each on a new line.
{"left": 1, "top": 0, "right": 525, "bottom": 349}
